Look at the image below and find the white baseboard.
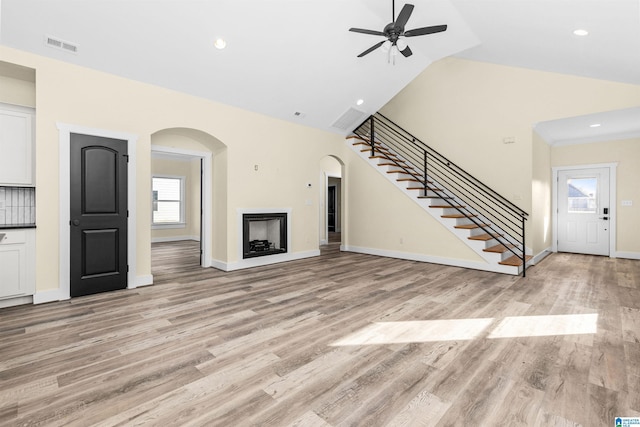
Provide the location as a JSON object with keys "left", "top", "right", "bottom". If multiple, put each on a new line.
{"left": 33, "top": 288, "right": 68, "bottom": 304}
{"left": 342, "top": 245, "right": 520, "bottom": 275}
{"left": 128, "top": 274, "right": 154, "bottom": 289}
{"left": 320, "top": 239, "right": 328, "bottom": 245}
{"left": 212, "top": 250, "right": 321, "bottom": 272}
{"left": 33, "top": 274, "right": 154, "bottom": 304}
{"left": 616, "top": 251, "right": 640, "bottom": 260}
{"left": 531, "top": 247, "right": 552, "bottom": 265}
{"left": 151, "top": 236, "right": 200, "bottom": 243}
{"left": 0, "top": 295, "right": 33, "bottom": 308}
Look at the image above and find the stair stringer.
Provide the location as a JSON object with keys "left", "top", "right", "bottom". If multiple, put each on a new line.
{"left": 347, "top": 137, "right": 522, "bottom": 275}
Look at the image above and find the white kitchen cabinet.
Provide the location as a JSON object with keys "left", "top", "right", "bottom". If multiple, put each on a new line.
{"left": 0, "top": 229, "right": 35, "bottom": 300}
{"left": 0, "top": 103, "right": 35, "bottom": 185}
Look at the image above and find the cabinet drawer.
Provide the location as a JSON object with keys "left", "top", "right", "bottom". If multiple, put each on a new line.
{"left": 0, "top": 230, "right": 27, "bottom": 244}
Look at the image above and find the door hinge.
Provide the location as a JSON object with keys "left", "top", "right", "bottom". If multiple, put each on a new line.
{"left": 127, "top": 210, "right": 129, "bottom": 218}
{"left": 123, "top": 154, "right": 129, "bottom": 163}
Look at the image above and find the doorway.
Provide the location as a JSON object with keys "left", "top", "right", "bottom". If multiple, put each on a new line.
{"left": 554, "top": 165, "right": 616, "bottom": 256}
{"left": 150, "top": 145, "right": 212, "bottom": 269}
{"left": 70, "top": 133, "right": 128, "bottom": 297}
{"left": 320, "top": 155, "right": 344, "bottom": 247}
{"left": 328, "top": 185, "right": 336, "bottom": 232}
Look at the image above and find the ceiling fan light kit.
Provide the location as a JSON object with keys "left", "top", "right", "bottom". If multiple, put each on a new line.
{"left": 349, "top": 0, "right": 447, "bottom": 62}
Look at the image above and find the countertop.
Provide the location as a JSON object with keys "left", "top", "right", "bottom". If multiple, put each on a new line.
{"left": 0, "top": 224, "right": 36, "bottom": 230}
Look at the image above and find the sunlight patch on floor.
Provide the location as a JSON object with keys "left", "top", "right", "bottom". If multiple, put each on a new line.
{"left": 330, "top": 313, "right": 598, "bottom": 346}
{"left": 487, "top": 313, "right": 598, "bottom": 338}
{"left": 330, "top": 318, "right": 494, "bottom": 346}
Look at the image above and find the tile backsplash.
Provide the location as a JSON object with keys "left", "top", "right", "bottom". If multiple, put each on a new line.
{"left": 0, "top": 186, "right": 36, "bottom": 226}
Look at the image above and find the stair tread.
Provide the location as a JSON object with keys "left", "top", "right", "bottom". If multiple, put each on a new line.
{"left": 370, "top": 155, "right": 396, "bottom": 160}
{"left": 352, "top": 139, "right": 381, "bottom": 144}
{"left": 362, "top": 148, "right": 390, "bottom": 154}
{"left": 441, "top": 213, "right": 477, "bottom": 219}
{"left": 499, "top": 255, "right": 533, "bottom": 267}
{"left": 407, "top": 187, "right": 443, "bottom": 191}
{"left": 379, "top": 161, "right": 408, "bottom": 167}
{"left": 454, "top": 223, "right": 490, "bottom": 229}
{"left": 468, "top": 233, "right": 503, "bottom": 241}
{"left": 387, "top": 169, "right": 415, "bottom": 174}
{"left": 397, "top": 178, "right": 432, "bottom": 183}
{"left": 430, "top": 204, "right": 466, "bottom": 209}
{"left": 483, "top": 243, "right": 515, "bottom": 253}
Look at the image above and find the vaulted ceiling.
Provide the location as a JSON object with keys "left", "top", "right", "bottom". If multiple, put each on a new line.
{"left": 2, "top": 0, "right": 639, "bottom": 141}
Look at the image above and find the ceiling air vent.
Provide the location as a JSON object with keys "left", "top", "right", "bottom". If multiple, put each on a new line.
{"left": 331, "top": 108, "right": 367, "bottom": 131}
{"left": 45, "top": 35, "right": 79, "bottom": 54}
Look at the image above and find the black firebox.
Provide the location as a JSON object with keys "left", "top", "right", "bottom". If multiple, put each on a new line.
{"left": 242, "top": 213, "right": 287, "bottom": 259}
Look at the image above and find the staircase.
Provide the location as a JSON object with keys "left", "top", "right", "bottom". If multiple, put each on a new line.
{"left": 349, "top": 113, "right": 531, "bottom": 276}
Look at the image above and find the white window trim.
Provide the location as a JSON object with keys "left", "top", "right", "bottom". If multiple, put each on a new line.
{"left": 152, "top": 175, "right": 186, "bottom": 228}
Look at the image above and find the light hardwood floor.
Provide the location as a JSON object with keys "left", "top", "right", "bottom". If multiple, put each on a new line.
{"left": 1, "top": 240, "right": 639, "bottom": 426}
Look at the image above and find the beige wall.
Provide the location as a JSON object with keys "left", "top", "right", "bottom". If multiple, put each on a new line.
{"left": 0, "top": 74, "right": 35, "bottom": 107}
{"left": 381, "top": 57, "right": 640, "bottom": 256}
{"left": 551, "top": 137, "right": 640, "bottom": 255}
{"left": 532, "top": 132, "right": 552, "bottom": 255}
{"left": 344, "top": 146, "right": 484, "bottom": 262}
{"left": 151, "top": 156, "right": 201, "bottom": 241}
{"left": 0, "top": 46, "right": 345, "bottom": 294}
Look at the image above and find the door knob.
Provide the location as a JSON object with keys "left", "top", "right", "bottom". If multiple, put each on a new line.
{"left": 599, "top": 216, "right": 608, "bottom": 220}
{"left": 72, "top": 219, "right": 81, "bottom": 226}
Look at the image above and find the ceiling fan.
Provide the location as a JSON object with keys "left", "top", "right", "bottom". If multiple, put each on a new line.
{"left": 349, "top": 0, "right": 447, "bottom": 59}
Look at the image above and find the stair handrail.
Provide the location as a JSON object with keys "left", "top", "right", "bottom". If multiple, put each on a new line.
{"left": 353, "top": 113, "right": 529, "bottom": 276}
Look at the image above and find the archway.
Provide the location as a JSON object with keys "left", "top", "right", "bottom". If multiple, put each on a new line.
{"left": 320, "top": 155, "right": 345, "bottom": 248}
{"left": 151, "top": 128, "right": 227, "bottom": 270}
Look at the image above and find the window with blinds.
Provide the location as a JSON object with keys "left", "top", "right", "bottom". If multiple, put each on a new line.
{"left": 152, "top": 176, "right": 185, "bottom": 225}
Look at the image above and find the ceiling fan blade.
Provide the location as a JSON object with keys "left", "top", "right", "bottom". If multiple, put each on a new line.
{"left": 394, "top": 4, "right": 414, "bottom": 30}
{"left": 349, "top": 27, "right": 386, "bottom": 36}
{"left": 404, "top": 24, "right": 447, "bottom": 37}
{"left": 357, "top": 40, "right": 386, "bottom": 57}
{"left": 400, "top": 45, "right": 413, "bottom": 57}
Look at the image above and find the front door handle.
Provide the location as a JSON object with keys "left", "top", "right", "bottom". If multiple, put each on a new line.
{"left": 599, "top": 216, "right": 609, "bottom": 220}
{"left": 72, "top": 219, "right": 81, "bottom": 226}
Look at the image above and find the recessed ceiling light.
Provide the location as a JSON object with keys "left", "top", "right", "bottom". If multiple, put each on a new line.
{"left": 356, "top": 99, "right": 364, "bottom": 106}
{"left": 214, "top": 38, "right": 227, "bottom": 49}
{"left": 589, "top": 123, "right": 601, "bottom": 128}
{"left": 573, "top": 29, "right": 589, "bottom": 36}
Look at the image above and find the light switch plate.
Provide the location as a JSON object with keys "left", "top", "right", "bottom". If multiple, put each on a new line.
{"left": 621, "top": 200, "right": 633, "bottom": 207}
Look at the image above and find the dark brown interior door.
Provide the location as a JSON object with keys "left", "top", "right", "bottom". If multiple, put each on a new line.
{"left": 70, "top": 133, "right": 128, "bottom": 297}
{"left": 328, "top": 186, "right": 336, "bottom": 232}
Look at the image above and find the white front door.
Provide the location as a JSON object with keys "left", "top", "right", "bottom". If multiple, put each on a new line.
{"left": 557, "top": 167, "right": 610, "bottom": 256}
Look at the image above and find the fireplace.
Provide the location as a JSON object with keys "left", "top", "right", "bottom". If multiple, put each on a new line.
{"left": 242, "top": 213, "right": 287, "bottom": 259}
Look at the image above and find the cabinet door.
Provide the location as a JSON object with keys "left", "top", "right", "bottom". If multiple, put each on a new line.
{"left": 0, "top": 241, "right": 27, "bottom": 298}
{"left": 0, "top": 107, "right": 33, "bottom": 185}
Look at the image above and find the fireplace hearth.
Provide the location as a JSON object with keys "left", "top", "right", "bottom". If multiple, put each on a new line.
{"left": 243, "top": 213, "right": 287, "bottom": 259}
